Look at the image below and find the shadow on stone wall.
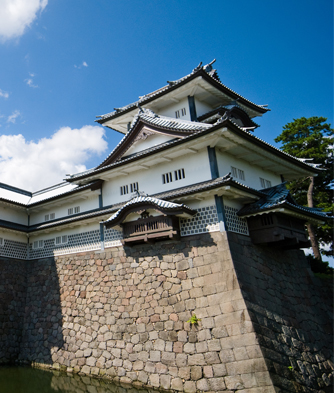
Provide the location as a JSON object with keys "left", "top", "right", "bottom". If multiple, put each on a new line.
{"left": 0, "top": 258, "right": 27, "bottom": 364}
{"left": 19, "top": 257, "right": 64, "bottom": 365}
{"left": 228, "top": 232, "right": 333, "bottom": 393}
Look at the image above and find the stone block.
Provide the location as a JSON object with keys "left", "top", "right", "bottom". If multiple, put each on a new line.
{"left": 188, "top": 354, "right": 205, "bottom": 366}
{"left": 178, "top": 366, "right": 190, "bottom": 380}
{"left": 191, "top": 365, "right": 202, "bottom": 380}
{"left": 160, "top": 374, "right": 171, "bottom": 390}
{"left": 184, "top": 380, "right": 197, "bottom": 393}
{"left": 196, "top": 378, "right": 209, "bottom": 391}
{"left": 171, "top": 377, "right": 183, "bottom": 391}
{"left": 149, "top": 373, "right": 160, "bottom": 387}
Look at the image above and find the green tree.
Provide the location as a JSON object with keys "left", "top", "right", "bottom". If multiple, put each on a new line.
{"left": 275, "top": 117, "right": 333, "bottom": 260}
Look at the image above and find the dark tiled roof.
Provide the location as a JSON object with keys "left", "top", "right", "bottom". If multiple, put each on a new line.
{"left": 238, "top": 183, "right": 329, "bottom": 220}
{"left": 96, "top": 61, "right": 269, "bottom": 123}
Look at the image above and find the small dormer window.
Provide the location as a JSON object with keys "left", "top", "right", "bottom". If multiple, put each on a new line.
{"left": 231, "top": 166, "right": 245, "bottom": 181}
{"left": 181, "top": 108, "right": 186, "bottom": 116}
{"left": 175, "top": 110, "right": 180, "bottom": 118}
{"left": 74, "top": 206, "right": 80, "bottom": 214}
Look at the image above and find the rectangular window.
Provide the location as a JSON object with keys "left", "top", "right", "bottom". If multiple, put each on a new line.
{"left": 181, "top": 108, "right": 186, "bottom": 116}
{"left": 130, "top": 182, "right": 139, "bottom": 193}
{"left": 175, "top": 110, "right": 180, "bottom": 118}
{"left": 33, "top": 240, "right": 44, "bottom": 249}
{"left": 174, "top": 168, "right": 185, "bottom": 181}
{"left": 120, "top": 185, "right": 129, "bottom": 195}
{"left": 162, "top": 172, "right": 173, "bottom": 184}
{"left": 55, "top": 235, "right": 68, "bottom": 245}
{"left": 0, "top": 237, "right": 3, "bottom": 247}
{"left": 260, "top": 178, "right": 272, "bottom": 188}
{"left": 74, "top": 206, "right": 80, "bottom": 214}
{"left": 68, "top": 208, "right": 73, "bottom": 215}
{"left": 231, "top": 166, "right": 245, "bottom": 181}
{"left": 45, "top": 213, "right": 55, "bottom": 221}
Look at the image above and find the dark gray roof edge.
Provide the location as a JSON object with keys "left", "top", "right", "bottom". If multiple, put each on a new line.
{"left": 238, "top": 201, "right": 329, "bottom": 221}
{"left": 0, "top": 182, "right": 32, "bottom": 196}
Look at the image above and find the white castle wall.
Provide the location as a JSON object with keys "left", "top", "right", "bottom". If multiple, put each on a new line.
{"left": 216, "top": 150, "right": 281, "bottom": 189}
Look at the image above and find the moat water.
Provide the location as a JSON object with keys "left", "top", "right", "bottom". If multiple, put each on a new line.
{"left": 0, "top": 366, "right": 161, "bottom": 393}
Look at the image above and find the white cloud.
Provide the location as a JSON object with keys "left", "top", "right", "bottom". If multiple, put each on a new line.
{"left": 0, "top": 0, "right": 48, "bottom": 41}
{"left": 0, "top": 89, "right": 9, "bottom": 99}
{"left": 75, "top": 61, "right": 88, "bottom": 69}
{"left": 7, "top": 110, "right": 21, "bottom": 123}
{"left": 0, "top": 125, "right": 108, "bottom": 191}
{"left": 25, "top": 78, "right": 38, "bottom": 88}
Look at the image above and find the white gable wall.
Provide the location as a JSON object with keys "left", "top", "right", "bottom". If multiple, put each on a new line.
{"left": 125, "top": 133, "right": 177, "bottom": 157}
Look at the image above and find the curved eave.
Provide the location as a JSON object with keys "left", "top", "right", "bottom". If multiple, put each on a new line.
{"left": 96, "top": 69, "right": 269, "bottom": 127}
{"left": 68, "top": 119, "right": 320, "bottom": 185}
{"left": 238, "top": 203, "right": 328, "bottom": 225}
{"left": 103, "top": 202, "right": 196, "bottom": 229}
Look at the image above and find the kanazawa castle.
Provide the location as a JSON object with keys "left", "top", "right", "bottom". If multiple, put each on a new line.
{"left": 0, "top": 60, "right": 327, "bottom": 260}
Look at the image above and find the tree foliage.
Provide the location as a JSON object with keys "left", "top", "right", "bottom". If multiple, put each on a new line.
{"left": 275, "top": 117, "right": 333, "bottom": 257}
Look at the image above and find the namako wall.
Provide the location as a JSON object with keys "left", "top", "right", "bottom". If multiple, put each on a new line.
{"left": 0, "top": 232, "right": 332, "bottom": 393}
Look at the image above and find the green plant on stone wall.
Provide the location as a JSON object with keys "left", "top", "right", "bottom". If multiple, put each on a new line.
{"left": 187, "top": 314, "right": 201, "bottom": 325}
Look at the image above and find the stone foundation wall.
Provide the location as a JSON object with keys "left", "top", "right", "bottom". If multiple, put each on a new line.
{"left": 0, "top": 257, "right": 27, "bottom": 363}
{"left": 228, "top": 232, "right": 333, "bottom": 393}
{"left": 18, "top": 232, "right": 274, "bottom": 392}
{"left": 1, "top": 231, "right": 332, "bottom": 392}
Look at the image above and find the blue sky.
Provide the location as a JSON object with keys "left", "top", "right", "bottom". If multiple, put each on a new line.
{"left": 0, "top": 0, "right": 333, "bottom": 191}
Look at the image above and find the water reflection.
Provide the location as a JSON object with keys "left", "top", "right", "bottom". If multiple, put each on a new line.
{"left": 0, "top": 367, "right": 162, "bottom": 393}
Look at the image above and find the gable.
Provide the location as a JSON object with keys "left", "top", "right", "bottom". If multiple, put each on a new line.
{"left": 124, "top": 128, "right": 177, "bottom": 157}
{"left": 96, "top": 111, "right": 211, "bottom": 169}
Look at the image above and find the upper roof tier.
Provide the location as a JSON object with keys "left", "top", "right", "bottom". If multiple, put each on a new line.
{"left": 96, "top": 60, "right": 270, "bottom": 134}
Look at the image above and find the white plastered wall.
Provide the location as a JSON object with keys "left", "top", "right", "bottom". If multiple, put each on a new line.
{"left": 0, "top": 229, "right": 27, "bottom": 244}
{"left": 157, "top": 97, "right": 191, "bottom": 120}
{"left": 28, "top": 222, "right": 100, "bottom": 244}
{"left": 216, "top": 150, "right": 281, "bottom": 190}
{"left": 102, "top": 148, "right": 212, "bottom": 206}
{"left": 29, "top": 194, "right": 100, "bottom": 225}
{"left": 0, "top": 205, "right": 28, "bottom": 225}
{"left": 194, "top": 98, "right": 212, "bottom": 118}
